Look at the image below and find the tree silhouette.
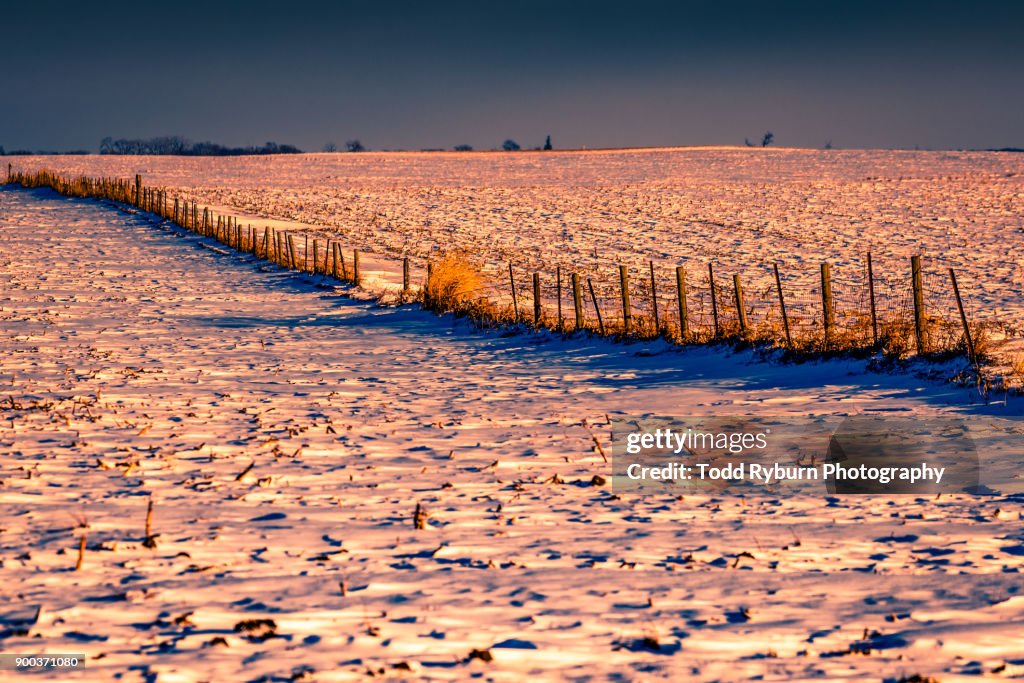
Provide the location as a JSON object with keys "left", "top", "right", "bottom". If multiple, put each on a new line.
{"left": 761, "top": 131, "right": 774, "bottom": 147}
{"left": 346, "top": 140, "right": 365, "bottom": 152}
{"left": 543, "top": 135, "right": 552, "bottom": 150}
{"left": 98, "top": 136, "right": 299, "bottom": 156}
{"left": 323, "top": 142, "right": 337, "bottom": 153}
{"left": 502, "top": 139, "right": 521, "bottom": 151}
{"left": 454, "top": 144, "right": 473, "bottom": 151}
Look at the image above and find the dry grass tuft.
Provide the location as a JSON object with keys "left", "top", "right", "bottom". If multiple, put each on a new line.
{"left": 968, "top": 321, "right": 994, "bottom": 361}
{"left": 422, "top": 252, "right": 486, "bottom": 315}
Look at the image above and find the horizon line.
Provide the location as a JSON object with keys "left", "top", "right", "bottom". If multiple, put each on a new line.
{"left": 4, "top": 143, "right": 1023, "bottom": 157}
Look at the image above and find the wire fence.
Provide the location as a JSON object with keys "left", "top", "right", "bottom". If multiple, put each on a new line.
{"left": 4, "top": 167, "right": 987, "bottom": 363}
{"left": 493, "top": 254, "right": 979, "bottom": 362}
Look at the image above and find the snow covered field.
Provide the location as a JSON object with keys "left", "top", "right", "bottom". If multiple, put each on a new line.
{"left": 2, "top": 183, "right": 1024, "bottom": 681}
{"left": 10, "top": 148, "right": 1024, "bottom": 357}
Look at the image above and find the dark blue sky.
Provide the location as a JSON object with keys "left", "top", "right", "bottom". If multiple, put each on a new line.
{"left": 3, "top": 1, "right": 1022, "bottom": 151}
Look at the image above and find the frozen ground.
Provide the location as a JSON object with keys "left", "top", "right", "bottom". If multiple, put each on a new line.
{"left": 2, "top": 188, "right": 1024, "bottom": 681}
{"left": 10, "top": 148, "right": 1024, "bottom": 353}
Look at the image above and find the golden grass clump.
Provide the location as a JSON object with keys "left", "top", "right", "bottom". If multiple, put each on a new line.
{"left": 422, "top": 252, "right": 487, "bottom": 315}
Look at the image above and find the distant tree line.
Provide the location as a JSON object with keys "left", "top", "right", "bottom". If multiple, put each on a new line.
{"left": 500, "top": 135, "right": 552, "bottom": 151}
{"left": 1, "top": 134, "right": 567, "bottom": 156}
{"left": 322, "top": 140, "right": 367, "bottom": 153}
{"left": 2, "top": 147, "right": 90, "bottom": 156}
{"left": 98, "top": 136, "right": 302, "bottom": 156}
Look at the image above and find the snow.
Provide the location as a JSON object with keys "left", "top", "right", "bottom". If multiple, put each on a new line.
{"left": 10, "top": 148, "right": 1024, "bottom": 372}
{"left": 0, "top": 168, "right": 1023, "bottom": 681}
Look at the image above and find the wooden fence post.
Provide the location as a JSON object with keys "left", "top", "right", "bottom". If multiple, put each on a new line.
{"left": 821, "top": 262, "right": 834, "bottom": 347}
{"left": 533, "top": 272, "right": 542, "bottom": 327}
{"left": 948, "top": 268, "right": 976, "bottom": 364}
{"left": 619, "top": 264, "right": 631, "bottom": 335}
{"left": 403, "top": 257, "right": 410, "bottom": 294}
{"left": 353, "top": 250, "right": 360, "bottom": 285}
{"left": 509, "top": 263, "right": 519, "bottom": 321}
{"left": 556, "top": 266, "right": 563, "bottom": 331}
{"left": 676, "top": 266, "right": 688, "bottom": 340}
{"left": 425, "top": 261, "right": 433, "bottom": 307}
{"left": 588, "top": 277, "right": 605, "bottom": 336}
{"left": 649, "top": 261, "right": 660, "bottom": 331}
{"left": 709, "top": 263, "right": 720, "bottom": 338}
{"left": 733, "top": 274, "right": 748, "bottom": 335}
{"left": 135, "top": 174, "right": 142, "bottom": 206}
{"left": 867, "top": 252, "right": 878, "bottom": 346}
{"left": 911, "top": 255, "right": 927, "bottom": 354}
{"left": 572, "top": 273, "right": 584, "bottom": 330}
{"left": 773, "top": 263, "right": 792, "bottom": 348}
{"left": 288, "top": 234, "right": 300, "bottom": 269}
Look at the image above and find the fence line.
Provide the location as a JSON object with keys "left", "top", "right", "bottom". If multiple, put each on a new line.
{"left": 4, "top": 166, "right": 985, "bottom": 362}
